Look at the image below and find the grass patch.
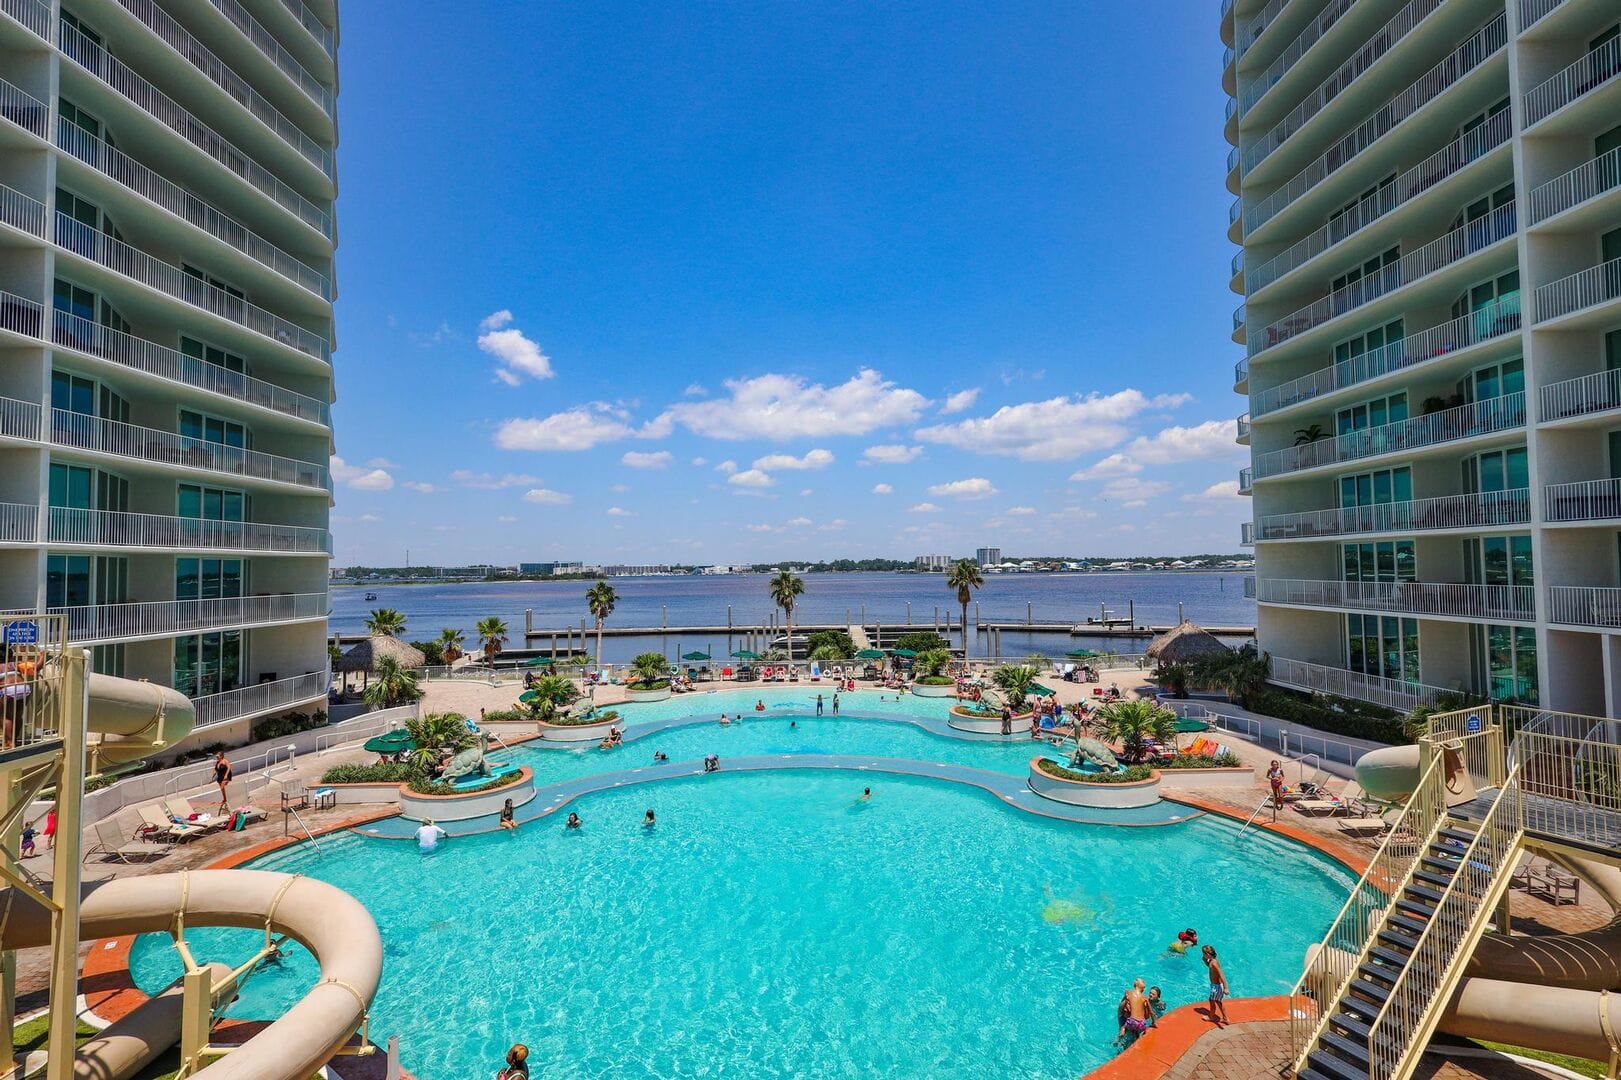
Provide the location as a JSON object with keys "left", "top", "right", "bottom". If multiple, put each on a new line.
{"left": 544, "top": 709, "right": 620, "bottom": 727}
{"left": 1434, "top": 1035, "right": 1605, "bottom": 1078}
{"left": 406, "top": 770, "right": 526, "bottom": 796}
{"left": 914, "top": 675, "right": 955, "bottom": 686}
{"left": 13, "top": 1014, "right": 97, "bottom": 1053}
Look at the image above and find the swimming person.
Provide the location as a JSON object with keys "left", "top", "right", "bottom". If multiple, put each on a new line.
{"left": 643, "top": 809, "right": 656, "bottom": 828}
{"left": 566, "top": 812, "right": 582, "bottom": 829}
{"left": 816, "top": 694, "right": 824, "bottom": 715}
{"left": 415, "top": 818, "right": 447, "bottom": 852}
{"left": 213, "top": 751, "right": 233, "bottom": 812}
{"left": 790, "top": 720, "right": 797, "bottom": 729}
{"left": 1202, "top": 946, "right": 1229, "bottom": 1025}
{"left": 499, "top": 799, "right": 517, "bottom": 832}
{"left": 755, "top": 699, "right": 765, "bottom": 711}
{"left": 1118, "top": 979, "right": 1153, "bottom": 1042}
{"left": 861, "top": 788, "right": 871, "bottom": 800}
{"left": 703, "top": 754, "right": 720, "bottom": 773}
{"left": 497, "top": 1043, "right": 530, "bottom": 1079}
{"left": 1147, "top": 986, "right": 1166, "bottom": 1018}
{"left": 653, "top": 751, "right": 669, "bottom": 763}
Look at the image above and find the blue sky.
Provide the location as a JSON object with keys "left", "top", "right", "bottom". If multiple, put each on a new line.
{"left": 327, "top": 1, "right": 1246, "bottom": 566}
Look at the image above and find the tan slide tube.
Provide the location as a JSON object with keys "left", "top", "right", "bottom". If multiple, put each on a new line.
{"left": 1440, "top": 979, "right": 1621, "bottom": 1065}
{"left": 2, "top": 871, "right": 382, "bottom": 1080}
{"left": 85, "top": 674, "right": 195, "bottom": 766}
{"left": 64, "top": 962, "right": 231, "bottom": 1080}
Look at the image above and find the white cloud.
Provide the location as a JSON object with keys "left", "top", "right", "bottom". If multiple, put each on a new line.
{"left": 914, "top": 390, "right": 1189, "bottom": 461}
{"left": 366, "top": 457, "right": 399, "bottom": 469}
{"left": 521, "top": 487, "right": 573, "bottom": 505}
{"left": 450, "top": 470, "right": 541, "bottom": 489}
{"left": 715, "top": 460, "right": 738, "bottom": 474}
{"left": 786, "top": 516, "right": 812, "bottom": 527}
{"left": 479, "top": 310, "right": 514, "bottom": 332}
{"left": 610, "top": 483, "right": 628, "bottom": 493}
{"left": 1006, "top": 505, "right": 1037, "bottom": 516}
{"left": 658, "top": 369, "right": 928, "bottom": 440}
{"left": 606, "top": 506, "right": 636, "bottom": 517}
{"left": 871, "top": 483, "right": 894, "bottom": 495}
{"left": 494, "top": 405, "right": 639, "bottom": 451}
{"left": 909, "top": 502, "right": 942, "bottom": 513}
{"left": 622, "top": 450, "right": 674, "bottom": 469}
{"left": 819, "top": 518, "right": 847, "bottom": 532}
{"left": 1126, "top": 419, "right": 1243, "bottom": 465}
{"left": 1183, "top": 480, "right": 1246, "bottom": 502}
{"left": 402, "top": 480, "right": 436, "bottom": 493}
{"left": 728, "top": 469, "right": 774, "bottom": 488}
{"left": 940, "top": 388, "right": 980, "bottom": 414}
{"left": 357, "top": 512, "right": 381, "bottom": 523}
{"left": 478, "top": 310, "right": 553, "bottom": 382}
{"left": 752, "top": 448, "right": 833, "bottom": 471}
{"left": 1070, "top": 454, "right": 1143, "bottom": 481}
{"left": 863, "top": 444, "right": 922, "bottom": 465}
{"left": 928, "top": 477, "right": 998, "bottom": 500}
{"left": 683, "top": 383, "right": 707, "bottom": 397}
{"left": 691, "top": 457, "right": 708, "bottom": 467}
{"left": 799, "top": 488, "right": 814, "bottom": 497}
{"left": 1101, "top": 477, "right": 1172, "bottom": 502}
{"left": 496, "top": 515, "right": 518, "bottom": 523}
{"left": 330, "top": 456, "right": 393, "bottom": 491}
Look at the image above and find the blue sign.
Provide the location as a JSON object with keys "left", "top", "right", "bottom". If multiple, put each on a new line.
{"left": 1465, "top": 714, "right": 1482, "bottom": 734}
{"left": 4, "top": 620, "right": 37, "bottom": 645}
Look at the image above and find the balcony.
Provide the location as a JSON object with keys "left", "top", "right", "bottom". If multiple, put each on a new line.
{"left": 1255, "top": 578, "right": 1536, "bottom": 621}
{"left": 39, "top": 591, "right": 328, "bottom": 645}
{"left": 1536, "top": 258, "right": 1621, "bottom": 324}
{"left": 1247, "top": 111, "right": 1513, "bottom": 295}
{"left": 1241, "top": 521, "right": 1255, "bottom": 545}
{"left": 1237, "top": 0, "right": 1288, "bottom": 54}
{"left": 1239, "top": 0, "right": 1357, "bottom": 114}
{"left": 48, "top": 506, "right": 331, "bottom": 554}
{"left": 110, "top": 0, "right": 332, "bottom": 180}
{"left": 1252, "top": 392, "right": 1526, "bottom": 480}
{"left": 1541, "top": 367, "right": 1621, "bottom": 425}
{"left": 1544, "top": 478, "right": 1621, "bottom": 524}
{"left": 1243, "top": 574, "right": 1256, "bottom": 597}
{"left": 0, "top": 502, "right": 36, "bottom": 543}
{"left": 274, "top": 0, "right": 337, "bottom": 63}
{"left": 1248, "top": 15, "right": 1508, "bottom": 236}
{"left": 0, "top": 395, "right": 42, "bottom": 442}
{"left": 1235, "top": 357, "right": 1249, "bottom": 391}
{"left": 57, "top": 120, "right": 329, "bottom": 298}
{"left": 1519, "top": 0, "right": 1566, "bottom": 33}
{"left": 1239, "top": 467, "right": 1254, "bottom": 494}
{"left": 1, "top": 0, "right": 50, "bottom": 40}
{"left": 1254, "top": 489, "right": 1530, "bottom": 541}
{"left": 205, "top": 0, "right": 334, "bottom": 118}
{"left": 1250, "top": 298, "right": 1521, "bottom": 418}
{"left": 57, "top": 21, "right": 332, "bottom": 240}
{"left": 49, "top": 410, "right": 331, "bottom": 491}
{"left": 0, "top": 179, "right": 45, "bottom": 239}
{"left": 0, "top": 73, "right": 47, "bottom": 140}
{"left": 1237, "top": 412, "right": 1251, "bottom": 443}
{"left": 193, "top": 670, "right": 329, "bottom": 731}
{"left": 1249, "top": 202, "right": 1517, "bottom": 358}
{"left": 1529, "top": 147, "right": 1621, "bottom": 226}
{"left": 1268, "top": 655, "right": 1448, "bottom": 710}
{"left": 54, "top": 214, "right": 329, "bottom": 363}
{"left": 1524, "top": 34, "right": 1620, "bottom": 128}
{"left": 1547, "top": 585, "right": 1621, "bottom": 629}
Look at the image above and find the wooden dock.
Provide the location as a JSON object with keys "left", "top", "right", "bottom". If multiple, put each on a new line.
{"left": 520, "top": 621, "right": 1255, "bottom": 640}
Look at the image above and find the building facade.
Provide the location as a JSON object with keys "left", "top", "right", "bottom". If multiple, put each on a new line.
{"left": 0, "top": 0, "right": 338, "bottom": 745}
{"left": 914, "top": 554, "right": 952, "bottom": 571}
{"left": 1225, "top": 0, "right": 1620, "bottom": 715}
{"left": 974, "top": 547, "right": 1001, "bottom": 567}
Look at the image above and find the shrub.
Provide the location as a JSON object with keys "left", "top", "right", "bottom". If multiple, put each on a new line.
{"left": 627, "top": 679, "right": 671, "bottom": 692}
{"left": 322, "top": 761, "right": 417, "bottom": 785}
{"left": 406, "top": 770, "right": 526, "bottom": 796}
{"left": 545, "top": 709, "right": 619, "bottom": 727}
{"left": 893, "top": 631, "right": 950, "bottom": 653}
{"left": 1160, "top": 752, "right": 1243, "bottom": 769}
{"left": 1035, "top": 759, "right": 1154, "bottom": 784}
{"left": 1247, "top": 687, "right": 1410, "bottom": 745}
{"left": 805, "top": 630, "right": 854, "bottom": 659}
{"left": 915, "top": 675, "right": 955, "bottom": 686}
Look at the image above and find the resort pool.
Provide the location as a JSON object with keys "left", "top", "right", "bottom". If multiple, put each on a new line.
{"left": 595, "top": 684, "right": 958, "bottom": 723}
{"left": 129, "top": 771, "right": 1353, "bottom": 1078}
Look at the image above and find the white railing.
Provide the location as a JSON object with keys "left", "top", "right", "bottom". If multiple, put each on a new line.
{"left": 194, "top": 670, "right": 329, "bottom": 730}
{"left": 56, "top": 121, "right": 329, "bottom": 298}
{"left": 0, "top": 180, "right": 45, "bottom": 238}
{"left": 49, "top": 507, "right": 331, "bottom": 554}
{"left": 1240, "top": 0, "right": 1356, "bottom": 112}
{"left": 49, "top": 409, "right": 332, "bottom": 491}
{"left": 1269, "top": 655, "right": 1447, "bottom": 710}
{"left": 1239, "top": 466, "right": 1254, "bottom": 493}
{"left": 1249, "top": 15, "right": 1508, "bottom": 233}
{"left": 1252, "top": 392, "right": 1525, "bottom": 479}
{"left": 1256, "top": 489, "right": 1530, "bottom": 540}
{"left": 51, "top": 309, "right": 330, "bottom": 427}
{"left": 1257, "top": 578, "right": 1536, "bottom": 620}
{"left": 1529, "top": 146, "right": 1621, "bottom": 225}
{"left": 1248, "top": 111, "right": 1513, "bottom": 293}
{"left": 57, "top": 21, "right": 332, "bottom": 239}
{"left": 1536, "top": 257, "right": 1621, "bottom": 323}
{"left": 1251, "top": 298, "right": 1521, "bottom": 417}
{"left": 1541, "top": 366, "right": 1621, "bottom": 423}
{"left": 0, "top": 502, "right": 37, "bottom": 543}
{"left": 1251, "top": 202, "right": 1517, "bottom": 356}
{"left": 277, "top": 0, "right": 337, "bottom": 61}
{"left": 0, "top": 394, "right": 43, "bottom": 441}
{"left": 1243, "top": 575, "right": 1257, "bottom": 598}
{"left": 1518, "top": 0, "right": 1565, "bottom": 32}
{"left": 1241, "top": 521, "right": 1255, "bottom": 545}
{"left": 110, "top": 0, "right": 331, "bottom": 179}
{"left": 1236, "top": 412, "right": 1251, "bottom": 439}
{"left": 53, "top": 214, "right": 329, "bottom": 362}
{"left": 0, "top": 0, "right": 50, "bottom": 40}
{"left": 1545, "top": 478, "right": 1621, "bottom": 523}
{"left": 1547, "top": 585, "right": 1621, "bottom": 628}
{"left": 0, "top": 289, "right": 42, "bottom": 338}
{"left": 205, "top": 0, "right": 334, "bottom": 116}
{"left": 1237, "top": 0, "right": 1288, "bottom": 53}
{"left": 40, "top": 591, "right": 329, "bottom": 643}
{"left": 1524, "top": 34, "right": 1620, "bottom": 127}
{"left": 1245, "top": 0, "right": 1445, "bottom": 175}
{"left": 0, "top": 73, "right": 47, "bottom": 140}
{"left": 1234, "top": 357, "right": 1248, "bottom": 386}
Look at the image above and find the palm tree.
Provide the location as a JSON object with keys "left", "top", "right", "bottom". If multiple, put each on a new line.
{"left": 946, "top": 559, "right": 984, "bottom": 656}
{"left": 475, "top": 616, "right": 509, "bottom": 665}
{"left": 364, "top": 608, "right": 407, "bottom": 638}
{"left": 436, "top": 627, "right": 465, "bottom": 665}
{"left": 1191, "top": 645, "right": 1270, "bottom": 708}
{"left": 768, "top": 570, "right": 805, "bottom": 664}
{"left": 1095, "top": 699, "right": 1177, "bottom": 763}
{"left": 992, "top": 663, "right": 1038, "bottom": 711}
{"left": 586, "top": 581, "right": 618, "bottom": 669}
{"left": 916, "top": 648, "right": 951, "bottom": 678}
{"left": 362, "top": 655, "right": 422, "bottom": 709}
{"left": 629, "top": 651, "right": 670, "bottom": 689}
{"left": 403, "top": 711, "right": 474, "bottom": 770}
{"left": 525, "top": 674, "right": 577, "bottom": 721}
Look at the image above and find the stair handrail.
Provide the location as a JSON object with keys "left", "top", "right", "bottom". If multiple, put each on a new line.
{"left": 1287, "top": 750, "right": 1452, "bottom": 1073}
{"left": 1365, "top": 771, "right": 1524, "bottom": 1079}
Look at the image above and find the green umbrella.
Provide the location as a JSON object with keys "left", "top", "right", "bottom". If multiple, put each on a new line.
{"left": 524, "top": 656, "right": 555, "bottom": 666}
{"left": 1028, "top": 682, "right": 1057, "bottom": 696}
{"left": 891, "top": 648, "right": 918, "bottom": 658}
{"left": 682, "top": 651, "right": 711, "bottom": 661}
{"left": 1065, "top": 649, "right": 1097, "bottom": 659}
{"left": 855, "top": 648, "right": 886, "bottom": 660}
{"left": 518, "top": 689, "right": 541, "bottom": 704}
{"left": 1175, "top": 716, "right": 1211, "bottom": 733}
{"left": 731, "top": 649, "right": 760, "bottom": 659}
{"left": 362, "top": 730, "right": 415, "bottom": 755}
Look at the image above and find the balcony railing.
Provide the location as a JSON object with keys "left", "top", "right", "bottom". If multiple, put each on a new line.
{"left": 1, "top": 0, "right": 50, "bottom": 40}
{"left": 0, "top": 73, "right": 47, "bottom": 139}
{"left": 1241, "top": 521, "right": 1255, "bottom": 545}
{"left": 1257, "top": 578, "right": 1536, "bottom": 621}
{"left": 0, "top": 290, "right": 42, "bottom": 339}
{"left": 49, "top": 506, "right": 332, "bottom": 554}
{"left": 1233, "top": 302, "right": 1246, "bottom": 332}
{"left": 57, "top": 21, "right": 332, "bottom": 239}
{"left": 1250, "top": 297, "right": 1521, "bottom": 417}
{"left": 0, "top": 502, "right": 37, "bottom": 543}
{"left": 1529, "top": 147, "right": 1621, "bottom": 225}
{"left": 1269, "top": 656, "right": 1447, "bottom": 710}
{"left": 111, "top": 0, "right": 332, "bottom": 179}
{"left": 1249, "top": 15, "right": 1508, "bottom": 234}
{"left": 0, "top": 394, "right": 43, "bottom": 441}
{"left": 1237, "top": 0, "right": 1288, "bottom": 53}
{"left": 205, "top": 0, "right": 334, "bottom": 118}
{"left": 43, "top": 591, "right": 328, "bottom": 643}
{"left": 0, "top": 180, "right": 45, "bottom": 239}
{"left": 1231, "top": 249, "right": 1243, "bottom": 278}
{"left": 1235, "top": 357, "right": 1249, "bottom": 386}
{"left": 1536, "top": 258, "right": 1621, "bottom": 323}
{"left": 1519, "top": 0, "right": 1565, "bottom": 31}
{"left": 276, "top": 0, "right": 337, "bottom": 62}
{"left": 54, "top": 214, "right": 329, "bottom": 362}
{"left": 50, "top": 409, "right": 331, "bottom": 491}
{"left": 1547, "top": 586, "right": 1621, "bottom": 628}
{"left": 1237, "top": 412, "right": 1251, "bottom": 439}
{"left": 1524, "top": 35, "right": 1620, "bottom": 127}
{"left": 193, "top": 670, "right": 329, "bottom": 731}
{"left": 50, "top": 308, "right": 330, "bottom": 427}
{"left": 1248, "top": 112, "right": 1513, "bottom": 294}
{"left": 1240, "top": 0, "right": 1356, "bottom": 112}
{"left": 1245, "top": 0, "right": 1445, "bottom": 175}
{"left": 1239, "top": 467, "right": 1254, "bottom": 494}
{"left": 1252, "top": 392, "right": 1525, "bottom": 479}
{"left": 1255, "top": 489, "right": 1530, "bottom": 541}
{"left": 1251, "top": 202, "right": 1517, "bottom": 357}
{"left": 57, "top": 121, "right": 329, "bottom": 298}
{"left": 1544, "top": 478, "right": 1621, "bottom": 523}
{"left": 1541, "top": 367, "right": 1621, "bottom": 424}
{"left": 1243, "top": 575, "right": 1257, "bottom": 597}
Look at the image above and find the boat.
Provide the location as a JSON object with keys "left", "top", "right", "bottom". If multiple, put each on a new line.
{"left": 364, "top": 592, "right": 377, "bottom": 601}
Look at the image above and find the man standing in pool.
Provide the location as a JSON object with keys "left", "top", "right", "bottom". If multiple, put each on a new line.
{"left": 816, "top": 693, "right": 824, "bottom": 716}
{"left": 415, "top": 818, "right": 447, "bottom": 853}
{"left": 566, "top": 812, "right": 582, "bottom": 829}
{"left": 831, "top": 692, "right": 840, "bottom": 715}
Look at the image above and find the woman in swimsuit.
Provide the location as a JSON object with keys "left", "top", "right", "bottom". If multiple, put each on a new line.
{"left": 212, "top": 753, "right": 233, "bottom": 812}
{"left": 498, "top": 798, "right": 517, "bottom": 832}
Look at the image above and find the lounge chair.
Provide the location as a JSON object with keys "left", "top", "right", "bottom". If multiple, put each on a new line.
{"left": 162, "top": 797, "right": 227, "bottom": 833}
{"left": 86, "top": 820, "right": 167, "bottom": 863}
{"left": 136, "top": 803, "right": 205, "bottom": 842}
{"left": 1336, "top": 809, "right": 1400, "bottom": 838}
{"left": 223, "top": 780, "right": 269, "bottom": 823}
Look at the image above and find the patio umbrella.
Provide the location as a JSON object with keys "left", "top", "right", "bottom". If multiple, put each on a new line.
{"left": 1029, "top": 682, "right": 1057, "bottom": 696}
{"left": 1065, "top": 649, "right": 1097, "bottom": 659}
{"left": 518, "top": 690, "right": 541, "bottom": 704}
{"left": 362, "top": 730, "right": 415, "bottom": 755}
{"left": 1145, "top": 621, "right": 1232, "bottom": 665}
{"left": 682, "top": 651, "right": 711, "bottom": 661}
{"left": 891, "top": 648, "right": 918, "bottom": 658}
{"left": 525, "top": 656, "right": 555, "bottom": 666}
{"left": 731, "top": 649, "right": 760, "bottom": 660}
{"left": 855, "top": 648, "right": 886, "bottom": 660}
{"left": 1073, "top": 737, "right": 1119, "bottom": 769}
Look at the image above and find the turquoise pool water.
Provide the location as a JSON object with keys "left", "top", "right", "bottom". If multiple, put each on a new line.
{"left": 593, "top": 684, "right": 956, "bottom": 722}
{"left": 129, "top": 771, "right": 1352, "bottom": 1078}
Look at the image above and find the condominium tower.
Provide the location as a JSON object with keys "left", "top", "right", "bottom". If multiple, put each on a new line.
{"left": 0, "top": 0, "right": 337, "bottom": 748}
{"left": 1225, "top": 0, "right": 1620, "bottom": 715}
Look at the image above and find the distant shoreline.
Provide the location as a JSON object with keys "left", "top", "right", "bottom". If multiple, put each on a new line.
{"left": 332, "top": 567, "right": 1252, "bottom": 589}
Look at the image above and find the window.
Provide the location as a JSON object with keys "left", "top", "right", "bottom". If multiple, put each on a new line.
{"left": 97, "top": 472, "right": 127, "bottom": 512}
{"left": 55, "top": 188, "right": 101, "bottom": 231}
{"left": 1464, "top": 447, "right": 1528, "bottom": 494}
{"left": 1345, "top": 614, "right": 1420, "bottom": 686}
{"left": 1326, "top": 175, "right": 1396, "bottom": 243}
{"left": 174, "top": 631, "right": 243, "bottom": 698}
{"left": 1604, "top": 226, "right": 1621, "bottom": 265}
{"left": 92, "top": 643, "right": 124, "bottom": 678}
{"left": 1473, "top": 625, "right": 1536, "bottom": 703}
{"left": 1341, "top": 540, "right": 1416, "bottom": 583}
{"left": 1331, "top": 319, "right": 1404, "bottom": 383}
{"left": 95, "top": 556, "right": 127, "bottom": 605}
{"left": 178, "top": 485, "right": 246, "bottom": 522}
{"left": 180, "top": 336, "right": 247, "bottom": 375}
{"left": 60, "top": 9, "right": 101, "bottom": 46}
{"left": 58, "top": 99, "right": 102, "bottom": 140}
{"left": 1457, "top": 358, "right": 1524, "bottom": 404}
{"left": 1453, "top": 184, "right": 1515, "bottom": 249}
{"left": 48, "top": 464, "right": 92, "bottom": 510}
{"left": 52, "top": 279, "right": 95, "bottom": 324}
{"left": 50, "top": 371, "right": 94, "bottom": 416}
{"left": 1338, "top": 466, "right": 1412, "bottom": 508}
{"left": 1457, "top": 98, "right": 1510, "bottom": 146}
{"left": 45, "top": 555, "right": 90, "bottom": 607}
{"left": 175, "top": 558, "right": 243, "bottom": 601}
{"left": 1606, "top": 328, "right": 1620, "bottom": 372}
{"left": 1463, "top": 535, "right": 1534, "bottom": 587}
{"left": 179, "top": 410, "right": 247, "bottom": 448}
{"left": 1337, "top": 392, "right": 1408, "bottom": 435}
{"left": 1330, "top": 247, "right": 1400, "bottom": 313}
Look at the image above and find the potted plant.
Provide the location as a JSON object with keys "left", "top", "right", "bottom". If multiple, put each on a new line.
{"left": 1094, "top": 700, "right": 1177, "bottom": 763}
{"left": 911, "top": 648, "right": 956, "bottom": 696}
{"left": 626, "top": 651, "right": 673, "bottom": 701}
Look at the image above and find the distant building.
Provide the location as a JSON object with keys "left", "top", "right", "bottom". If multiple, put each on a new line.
{"left": 914, "top": 554, "right": 952, "bottom": 571}
{"left": 601, "top": 564, "right": 675, "bottom": 577}
{"left": 975, "top": 547, "right": 1001, "bottom": 567}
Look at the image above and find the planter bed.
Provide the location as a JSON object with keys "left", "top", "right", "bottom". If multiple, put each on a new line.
{"left": 534, "top": 714, "right": 621, "bottom": 743}
{"left": 909, "top": 682, "right": 957, "bottom": 698}
{"left": 948, "top": 706, "right": 1034, "bottom": 735}
{"left": 398, "top": 766, "right": 536, "bottom": 822}
{"left": 625, "top": 685, "right": 672, "bottom": 703}
{"left": 1027, "top": 757, "right": 1161, "bottom": 809}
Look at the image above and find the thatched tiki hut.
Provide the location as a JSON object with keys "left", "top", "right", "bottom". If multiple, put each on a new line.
{"left": 337, "top": 635, "right": 426, "bottom": 691}
{"left": 1145, "top": 621, "right": 1232, "bottom": 666}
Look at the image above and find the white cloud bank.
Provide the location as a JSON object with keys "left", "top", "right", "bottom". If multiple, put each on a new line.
{"left": 658, "top": 369, "right": 928, "bottom": 440}
{"left": 330, "top": 456, "right": 393, "bottom": 491}
{"left": 915, "top": 390, "right": 1190, "bottom": 461}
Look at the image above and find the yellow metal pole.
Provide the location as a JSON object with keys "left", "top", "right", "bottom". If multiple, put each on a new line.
{"left": 1, "top": 767, "right": 17, "bottom": 1077}
{"left": 45, "top": 649, "right": 88, "bottom": 1080}
{"left": 178, "top": 966, "right": 213, "bottom": 1077}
